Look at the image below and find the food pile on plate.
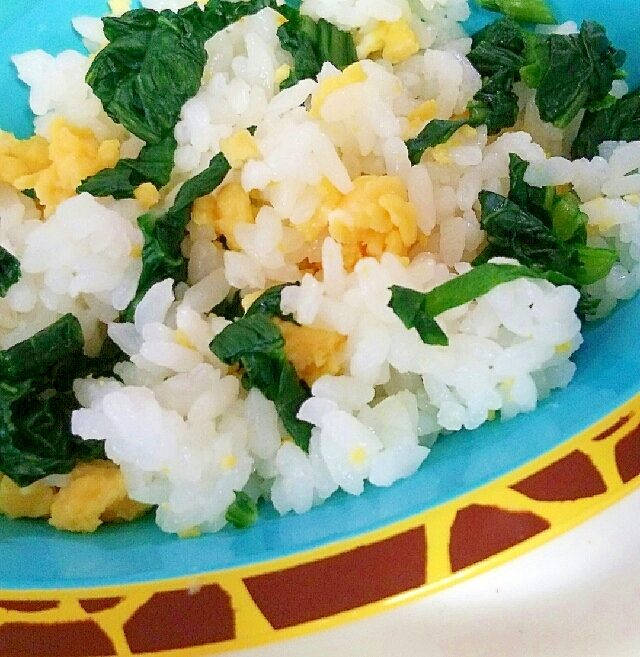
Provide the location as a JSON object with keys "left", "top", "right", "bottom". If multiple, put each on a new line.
{"left": 1, "top": 0, "right": 639, "bottom": 534}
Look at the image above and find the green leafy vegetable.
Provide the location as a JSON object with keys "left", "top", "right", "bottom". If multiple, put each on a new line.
{"left": 124, "top": 152, "right": 231, "bottom": 321}
{"left": 572, "top": 87, "right": 640, "bottom": 159}
{"left": 212, "top": 290, "right": 244, "bottom": 320}
{"left": 405, "top": 18, "right": 625, "bottom": 163}
{"left": 210, "top": 286, "right": 313, "bottom": 451}
{"left": 78, "top": 134, "right": 177, "bottom": 199}
{"left": 86, "top": 6, "right": 209, "bottom": 144}
{"left": 525, "top": 21, "right": 626, "bottom": 129}
{"left": 277, "top": 6, "right": 357, "bottom": 89}
{"left": 0, "top": 315, "right": 123, "bottom": 486}
{"left": 476, "top": 190, "right": 616, "bottom": 285}
{"left": 389, "top": 263, "right": 549, "bottom": 345}
{"left": 0, "top": 313, "right": 83, "bottom": 382}
{"left": 406, "top": 120, "right": 468, "bottom": 165}
{"left": 225, "top": 491, "right": 259, "bottom": 528}
{"left": 0, "top": 246, "right": 20, "bottom": 298}
{"left": 474, "top": 0, "right": 555, "bottom": 24}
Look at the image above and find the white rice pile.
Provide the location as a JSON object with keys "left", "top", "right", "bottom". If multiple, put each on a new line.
{"left": 2, "top": 0, "right": 640, "bottom": 534}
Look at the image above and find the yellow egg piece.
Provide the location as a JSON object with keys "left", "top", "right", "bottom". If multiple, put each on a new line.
{"left": 309, "top": 62, "right": 368, "bottom": 118}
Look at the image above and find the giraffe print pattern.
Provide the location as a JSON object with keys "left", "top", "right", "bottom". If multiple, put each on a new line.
{"left": 1, "top": 394, "right": 639, "bottom": 656}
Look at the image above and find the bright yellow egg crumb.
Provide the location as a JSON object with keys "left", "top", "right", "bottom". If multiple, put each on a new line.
{"left": 275, "top": 63, "right": 291, "bottom": 86}
{"left": 329, "top": 175, "right": 418, "bottom": 269}
{"left": 192, "top": 181, "right": 255, "bottom": 250}
{"left": 0, "top": 475, "right": 56, "bottom": 519}
{"left": 12, "top": 118, "right": 121, "bottom": 217}
{"left": 295, "top": 175, "right": 419, "bottom": 270}
{"left": 134, "top": 181, "right": 160, "bottom": 209}
{"left": 220, "top": 129, "right": 261, "bottom": 168}
{"left": 48, "top": 460, "right": 148, "bottom": 533}
{"left": 357, "top": 19, "right": 420, "bottom": 64}
{"left": 405, "top": 99, "right": 438, "bottom": 138}
{"left": 0, "top": 131, "right": 50, "bottom": 188}
{"left": 275, "top": 318, "right": 347, "bottom": 384}
{"left": 310, "top": 62, "right": 368, "bottom": 118}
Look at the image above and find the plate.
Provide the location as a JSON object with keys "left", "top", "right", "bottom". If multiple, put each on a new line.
{"left": 1, "top": 1, "right": 640, "bottom": 655}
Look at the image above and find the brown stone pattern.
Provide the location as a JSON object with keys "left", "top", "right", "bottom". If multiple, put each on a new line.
{"left": 122, "top": 584, "right": 235, "bottom": 653}
{"left": 449, "top": 504, "right": 550, "bottom": 572}
{"left": 0, "top": 620, "right": 116, "bottom": 657}
{"left": 511, "top": 450, "right": 607, "bottom": 501}
{"left": 615, "top": 423, "right": 640, "bottom": 483}
{"left": 0, "top": 600, "right": 60, "bottom": 612}
{"left": 244, "top": 526, "right": 426, "bottom": 629}
{"left": 79, "top": 597, "right": 124, "bottom": 614}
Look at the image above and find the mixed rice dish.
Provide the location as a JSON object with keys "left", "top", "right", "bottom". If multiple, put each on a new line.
{"left": 1, "top": 0, "right": 640, "bottom": 535}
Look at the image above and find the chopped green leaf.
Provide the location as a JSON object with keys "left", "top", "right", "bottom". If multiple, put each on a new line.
{"left": 78, "top": 134, "right": 177, "bottom": 199}
{"left": 406, "top": 119, "right": 468, "bottom": 164}
{"left": 475, "top": 189, "right": 616, "bottom": 294}
{"left": 212, "top": 290, "right": 244, "bottom": 320}
{"left": 277, "top": 6, "right": 357, "bottom": 89}
{"left": 0, "top": 314, "right": 83, "bottom": 382}
{"left": 0, "top": 315, "right": 118, "bottom": 487}
{"left": 0, "top": 246, "right": 20, "bottom": 298}
{"left": 244, "top": 282, "right": 299, "bottom": 321}
{"left": 389, "top": 263, "right": 548, "bottom": 345}
{"left": 212, "top": 313, "right": 284, "bottom": 364}
{"left": 225, "top": 491, "right": 258, "bottom": 528}
{"left": 124, "top": 152, "right": 231, "bottom": 321}
{"left": 527, "top": 21, "right": 626, "bottom": 129}
{"left": 474, "top": 0, "right": 555, "bottom": 25}
{"left": 0, "top": 380, "right": 106, "bottom": 487}
{"left": 210, "top": 285, "right": 313, "bottom": 450}
{"left": 87, "top": 7, "right": 209, "bottom": 144}
{"left": 571, "top": 87, "right": 640, "bottom": 159}
{"left": 21, "top": 188, "right": 37, "bottom": 200}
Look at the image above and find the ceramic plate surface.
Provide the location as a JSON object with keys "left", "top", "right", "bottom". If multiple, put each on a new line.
{"left": 1, "top": 1, "right": 640, "bottom": 655}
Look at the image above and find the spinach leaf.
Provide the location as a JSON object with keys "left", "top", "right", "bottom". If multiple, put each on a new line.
{"left": 277, "top": 6, "right": 357, "bottom": 89}
{"left": 389, "top": 263, "right": 548, "bottom": 345}
{"left": 0, "top": 314, "right": 123, "bottom": 487}
{"left": 78, "top": 134, "right": 177, "bottom": 199}
{"left": 474, "top": 0, "right": 555, "bottom": 24}
{"left": 210, "top": 285, "right": 313, "bottom": 450}
{"left": 87, "top": 6, "right": 209, "bottom": 144}
{"left": 212, "top": 290, "right": 244, "bottom": 320}
{"left": 225, "top": 490, "right": 258, "bottom": 528}
{"left": 406, "top": 119, "right": 468, "bottom": 165}
{"left": 0, "top": 313, "right": 83, "bottom": 382}
{"left": 404, "top": 18, "right": 526, "bottom": 161}
{"left": 527, "top": 21, "right": 625, "bottom": 129}
{"left": 475, "top": 190, "right": 616, "bottom": 289}
{"left": 0, "top": 246, "right": 20, "bottom": 297}
{"left": 571, "top": 87, "right": 640, "bottom": 159}
{"left": 124, "top": 152, "right": 231, "bottom": 321}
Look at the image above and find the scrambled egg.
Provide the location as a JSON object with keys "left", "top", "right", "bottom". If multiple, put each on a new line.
{"left": 220, "top": 129, "right": 261, "bottom": 168}
{"left": 192, "top": 181, "right": 256, "bottom": 250}
{"left": 0, "top": 118, "right": 120, "bottom": 217}
{"left": 356, "top": 19, "right": 420, "bottom": 64}
{"left": 299, "top": 175, "right": 419, "bottom": 270}
{"left": 0, "top": 462, "right": 149, "bottom": 532}
{"left": 274, "top": 318, "right": 347, "bottom": 384}
{"left": 310, "top": 62, "right": 368, "bottom": 118}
